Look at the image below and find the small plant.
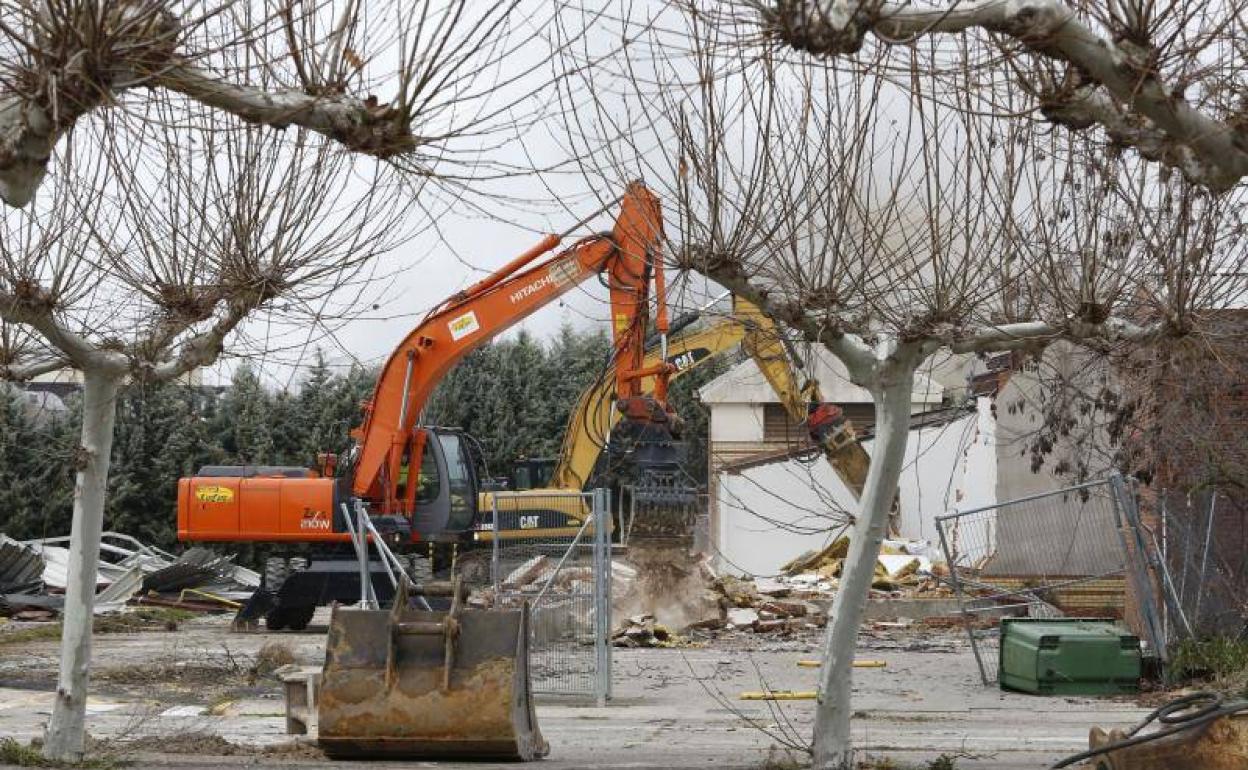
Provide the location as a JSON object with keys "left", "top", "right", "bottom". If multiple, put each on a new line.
{"left": 0, "top": 738, "right": 53, "bottom": 767}
{"left": 249, "top": 641, "right": 297, "bottom": 681}
{"left": 760, "top": 745, "right": 809, "bottom": 769}
{"left": 927, "top": 755, "right": 959, "bottom": 770}
{"left": 0, "top": 738, "right": 122, "bottom": 769}
{"left": 1168, "top": 636, "right": 1248, "bottom": 693}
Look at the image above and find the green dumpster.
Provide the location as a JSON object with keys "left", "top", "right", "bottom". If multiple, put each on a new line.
{"left": 998, "top": 618, "right": 1141, "bottom": 695}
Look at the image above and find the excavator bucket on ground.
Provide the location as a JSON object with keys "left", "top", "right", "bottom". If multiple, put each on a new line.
{"left": 317, "top": 577, "right": 548, "bottom": 761}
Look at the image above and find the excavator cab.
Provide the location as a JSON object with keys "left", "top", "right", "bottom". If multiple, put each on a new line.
{"left": 407, "top": 428, "right": 482, "bottom": 541}
{"left": 510, "top": 458, "right": 557, "bottom": 491}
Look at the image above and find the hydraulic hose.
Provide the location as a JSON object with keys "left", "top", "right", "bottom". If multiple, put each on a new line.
{"left": 1049, "top": 691, "right": 1248, "bottom": 769}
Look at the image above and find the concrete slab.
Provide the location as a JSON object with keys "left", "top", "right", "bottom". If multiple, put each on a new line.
{"left": 0, "top": 613, "right": 1152, "bottom": 769}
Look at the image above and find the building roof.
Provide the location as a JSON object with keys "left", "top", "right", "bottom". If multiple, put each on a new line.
{"left": 699, "top": 346, "right": 946, "bottom": 406}
{"left": 717, "top": 403, "right": 975, "bottom": 474}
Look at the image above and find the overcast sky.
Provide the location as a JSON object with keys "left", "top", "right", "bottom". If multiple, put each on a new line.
{"left": 203, "top": 1, "right": 742, "bottom": 391}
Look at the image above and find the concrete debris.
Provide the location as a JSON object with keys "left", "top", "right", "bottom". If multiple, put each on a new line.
{"left": 759, "top": 600, "right": 807, "bottom": 618}
{"left": 611, "top": 614, "right": 684, "bottom": 648}
{"left": 503, "top": 555, "right": 550, "bottom": 590}
{"left": 752, "top": 577, "right": 792, "bottom": 597}
{"left": 612, "top": 551, "right": 724, "bottom": 632}
{"left": 771, "top": 536, "right": 952, "bottom": 597}
{"left": 717, "top": 576, "right": 760, "bottom": 608}
{"left": 693, "top": 538, "right": 953, "bottom": 637}
{"left": 612, "top": 561, "right": 638, "bottom": 582}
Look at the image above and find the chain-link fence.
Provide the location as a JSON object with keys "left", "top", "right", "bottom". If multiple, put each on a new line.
{"left": 936, "top": 478, "right": 1132, "bottom": 685}
{"left": 490, "top": 489, "right": 611, "bottom": 704}
{"left": 1131, "top": 487, "right": 1248, "bottom": 649}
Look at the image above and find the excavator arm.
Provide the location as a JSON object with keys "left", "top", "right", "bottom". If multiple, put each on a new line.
{"left": 539, "top": 295, "right": 873, "bottom": 505}
{"left": 351, "top": 182, "right": 675, "bottom": 518}
{"left": 734, "top": 301, "right": 872, "bottom": 498}
{"left": 549, "top": 313, "right": 744, "bottom": 490}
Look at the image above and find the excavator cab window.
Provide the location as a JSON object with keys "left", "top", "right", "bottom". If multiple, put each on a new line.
{"left": 415, "top": 443, "right": 441, "bottom": 505}
{"left": 513, "top": 464, "right": 533, "bottom": 491}
{"left": 511, "top": 458, "right": 556, "bottom": 491}
{"left": 437, "top": 432, "right": 477, "bottom": 531}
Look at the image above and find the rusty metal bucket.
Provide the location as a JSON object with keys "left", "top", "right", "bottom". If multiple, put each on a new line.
{"left": 317, "top": 577, "right": 548, "bottom": 761}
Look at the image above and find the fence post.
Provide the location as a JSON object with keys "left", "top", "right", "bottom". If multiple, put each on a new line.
{"left": 1108, "top": 473, "right": 1167, "bottom": 661}
{"left": 593, "top": 488, "right": 612, "bottom": 706}
{"left": 935, "top": 514, "right": 992, "bottom": 686}
{"left": 491, "top": 494, "right": 501, "bottom": 592}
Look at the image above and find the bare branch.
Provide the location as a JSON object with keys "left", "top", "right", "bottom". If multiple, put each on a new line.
{"left": 148, "top": 295, "right": 257, "bottom": 381}
{"left": 155, "top": 64, "right": 417, "bottom": 158}
{"left": 694, "top": 248, "right": 877, "bottom": 377}
{"left": 943, "top": 317, "right": 1165, "bottom": 353}
{"left": 0, "top": 0, "right": 556, "bottom": 208}
{"left": 0, "top": 287, "right": 126, "bottom": 373}
{"left": 0, "top": 356, "right": 65, "bottom": 381}
{"left": 755, "top": 0, "right": 1248, "bottom": 192}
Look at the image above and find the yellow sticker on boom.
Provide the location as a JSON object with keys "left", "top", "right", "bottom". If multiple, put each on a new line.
{"left": 195, "top": 485, "right": 234, "bottom": 503}
{"left": 447, "top": 310, "right": 480, "bottom": 341}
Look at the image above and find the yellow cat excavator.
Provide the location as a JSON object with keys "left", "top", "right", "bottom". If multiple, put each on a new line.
{"left": 485, "top": 294, "right": 874, "bottom": 539}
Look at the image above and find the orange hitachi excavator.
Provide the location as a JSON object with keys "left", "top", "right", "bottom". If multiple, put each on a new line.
{"left": 177, "top": 182, "right": 696, "bottom": 631}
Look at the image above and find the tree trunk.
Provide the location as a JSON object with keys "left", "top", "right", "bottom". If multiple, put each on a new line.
{"left": 811, "top": 371, "right": 914, "bottom": 768}
{"left": 43, "top": 370, "right": 122, "bottom": 763}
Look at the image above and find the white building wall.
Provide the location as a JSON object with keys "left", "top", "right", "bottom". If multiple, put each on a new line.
{"left": 713, "top": 398, "right": 999, "bottom": 577}
{"left": 708, "top": 403, "right": 765, "bottom": 442}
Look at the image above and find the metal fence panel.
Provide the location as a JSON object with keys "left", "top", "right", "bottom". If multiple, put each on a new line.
{"left": 491, "top": 490, "right": 611, "bottom": 703}
{"left": 935, "top": 478, "right": 1130, "bottom": 685}
{"left": 1148, "top": 487, "right": 1248, "bottom": 646}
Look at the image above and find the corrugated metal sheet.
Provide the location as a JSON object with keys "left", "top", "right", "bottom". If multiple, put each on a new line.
{"left": 0, "top": 536, "right": 45, "bottom": 594}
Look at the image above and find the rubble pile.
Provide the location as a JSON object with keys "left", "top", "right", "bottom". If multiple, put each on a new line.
{"left": 715, "top": 575, "right": 827, "bottom": 635}
{"left": 0, "top": 532, "right": 260, "bottom": 622}
{"left": 468, "top": 554, "right": 597, "bottom": 609}
{"left": 777, "top": 536, "right": 952, "bottom": 597}
{"left": 611, "top": 614, "right": 678, "bottom": 647}
{"left": 609, "top": 536, "right": 953, "bottom": 643}
{"left": 612, "top": 547, "right": 723, "bottom": 632}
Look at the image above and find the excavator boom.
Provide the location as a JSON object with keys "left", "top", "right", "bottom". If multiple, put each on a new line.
{"left": 353, "top": 182, "right": 668, "bottom": 514}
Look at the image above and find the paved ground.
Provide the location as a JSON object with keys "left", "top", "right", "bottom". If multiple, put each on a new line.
{"left": 0, "top": 611, "right": 1151, "bottom": 769}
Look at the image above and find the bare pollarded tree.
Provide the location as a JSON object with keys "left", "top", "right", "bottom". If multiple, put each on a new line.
{"left": 0, "top": 106, "right": 409, "bottom": 760}
{"left": 0, "top": 0, "right": 556, "bottom": 208}
{"left": 557, "top": 5, "right": 1246, "bottom": 765}
{"left": 727, "top": 0, "right": 1248, "bottom": 193}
